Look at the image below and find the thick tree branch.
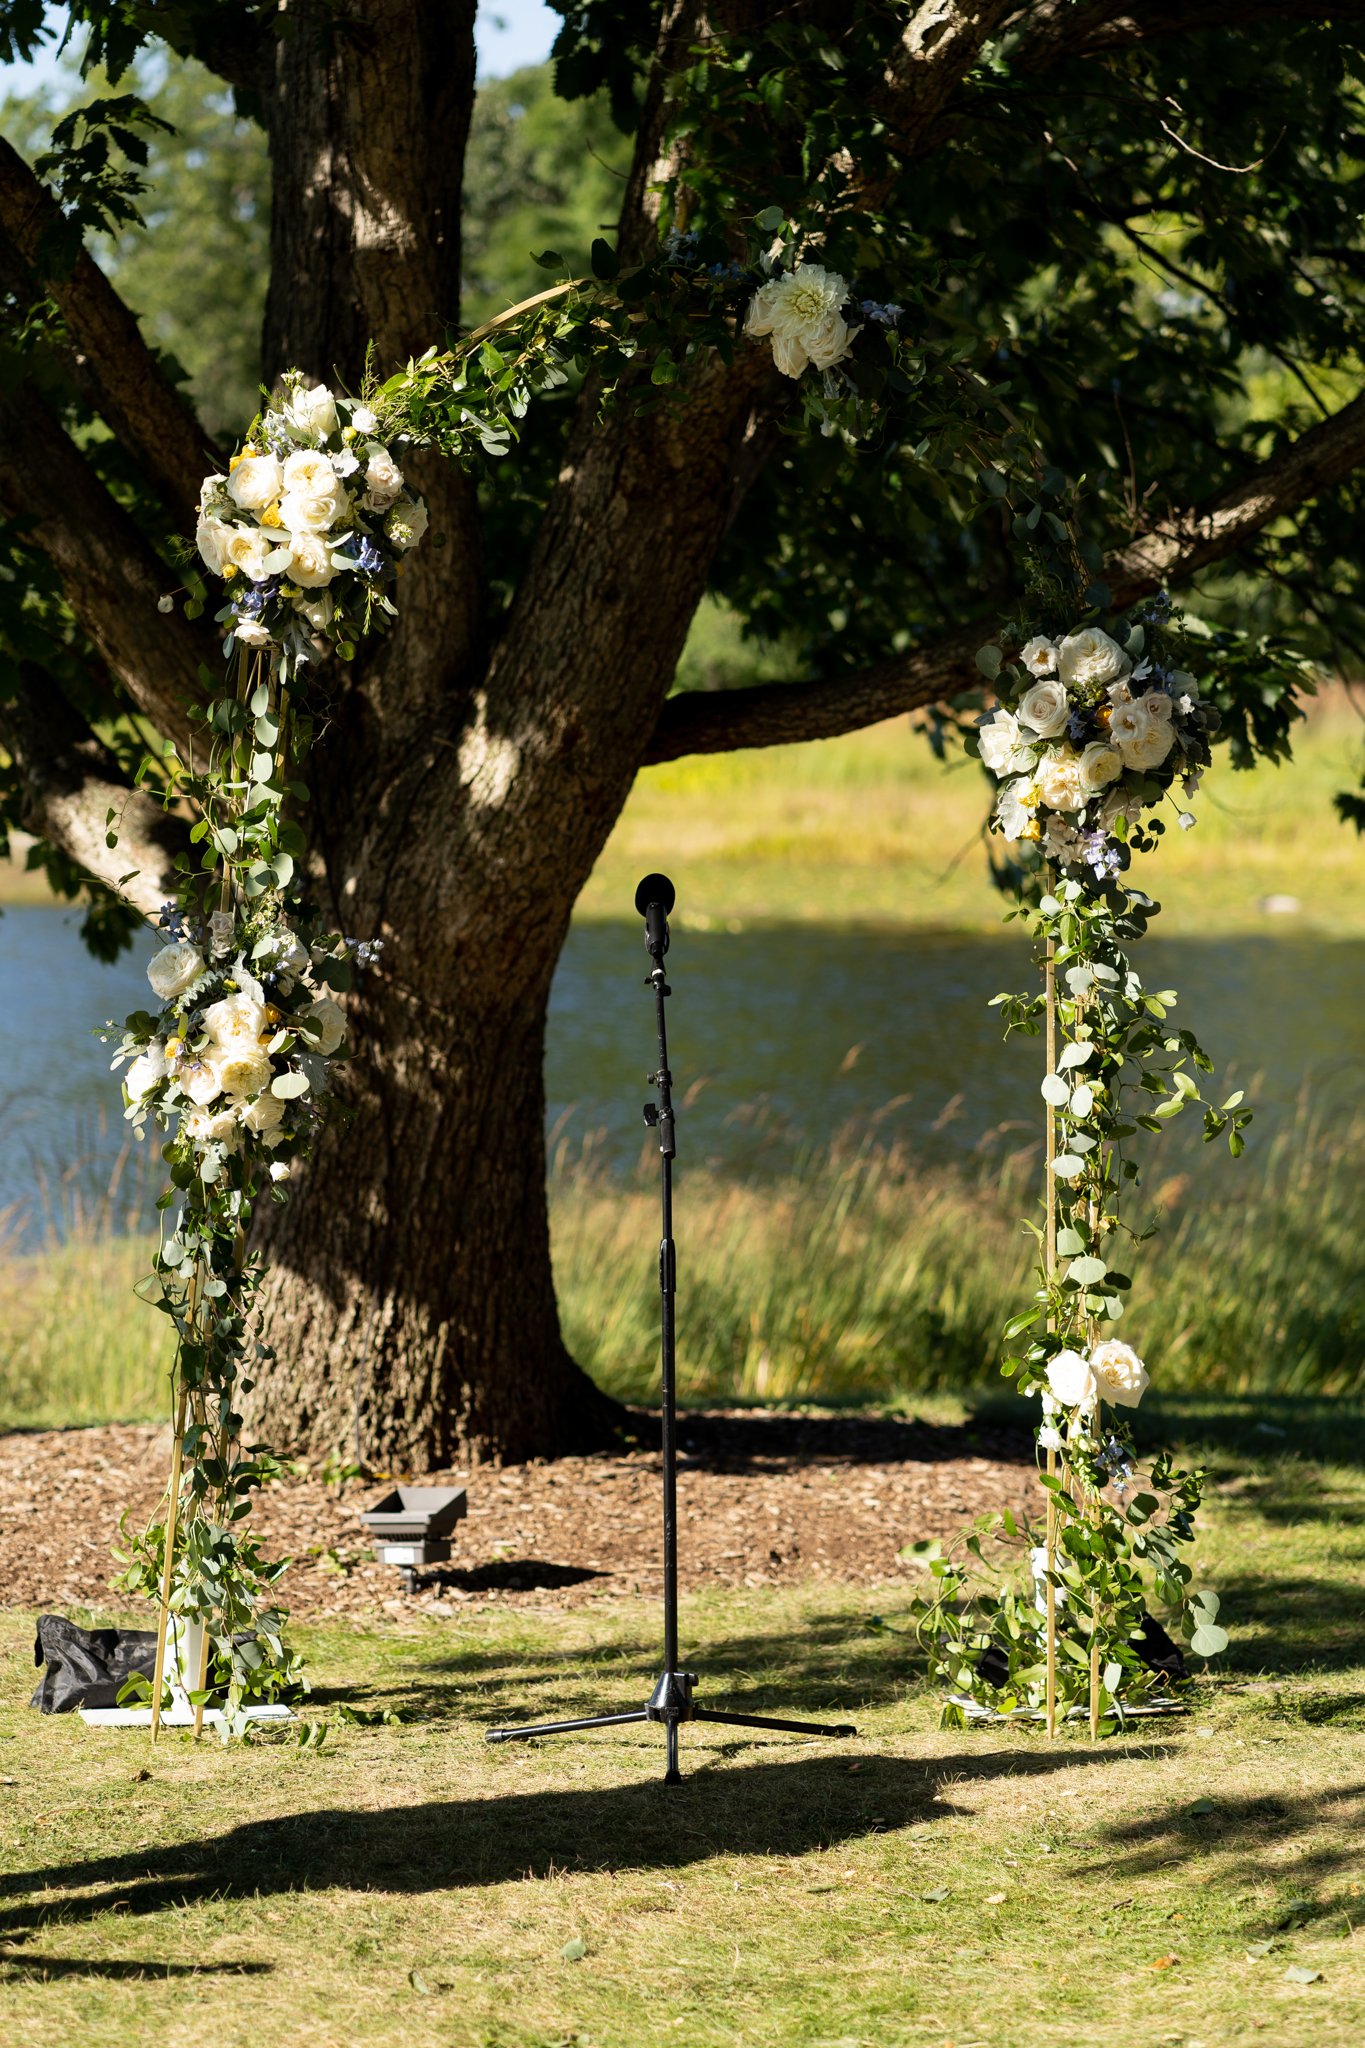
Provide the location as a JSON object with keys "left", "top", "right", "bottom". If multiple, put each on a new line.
{"left": 645, "top": 389, "right": 1365, "bottom": 762}
{"left": 0, "top": 668, "right": 185, "bottom": 919}
{"left": 877, "top": 1, "right": 1020, "bottom": 151}
{"left": 1011, "top": 1, "right": 1365, "bottom": 72}
{"left": 0, "top": 386, "right": 215, "bottom": 758}
{"left": 0, "top": 134, "right": 219, "bottom": 516}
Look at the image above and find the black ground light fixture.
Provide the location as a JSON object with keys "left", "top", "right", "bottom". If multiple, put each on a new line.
{"left": 361, "top": 1485, "right": 468, "bottom": 1594}
{"left": 485, "top": 874, "right": 857, "bottom": 1783}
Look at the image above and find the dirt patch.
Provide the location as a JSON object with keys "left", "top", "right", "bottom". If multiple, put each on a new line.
{"left": 0, "top": 1409, "right": 1038, "bottom": 1623}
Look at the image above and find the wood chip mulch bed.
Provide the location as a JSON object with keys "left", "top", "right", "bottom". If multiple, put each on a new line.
{"left": 0, "top": 1410, "right": 1039, "bottom": 1623}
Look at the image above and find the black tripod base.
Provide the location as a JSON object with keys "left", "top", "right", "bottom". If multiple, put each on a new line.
{"left": 485, "top": 1669, "right": 856, "bottom": 1783}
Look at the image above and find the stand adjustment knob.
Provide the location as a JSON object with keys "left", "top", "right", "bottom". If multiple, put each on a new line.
{"left": 642, "top": 1104, "right": 660, "bottom": 1127}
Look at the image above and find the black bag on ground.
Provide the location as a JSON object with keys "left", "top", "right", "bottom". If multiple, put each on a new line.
{"left": 30, "top": 1614, "right": 158, "bottom": 1713}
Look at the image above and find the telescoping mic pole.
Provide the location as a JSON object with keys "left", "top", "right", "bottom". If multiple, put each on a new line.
{"left": 484, "top": 874, "right": 856, "bottom": 1782}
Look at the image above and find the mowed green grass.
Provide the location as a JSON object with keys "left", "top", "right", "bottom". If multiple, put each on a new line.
{"left": 3, "top": 1401, "right": 1365, "bottom": 2046}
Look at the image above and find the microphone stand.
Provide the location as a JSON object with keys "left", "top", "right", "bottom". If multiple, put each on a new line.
{"left": 486, "top": 875, "right": 856, "bottom": 1784}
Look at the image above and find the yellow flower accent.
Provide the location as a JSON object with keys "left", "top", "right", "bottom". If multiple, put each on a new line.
{"left": 227, "top": 445, "right": 258, "bottom": 472}
{"left": 342, "top": 426, "right": 356, "bottom": 441}
{"left": 264, "top": 1004, "right": 283, "bottom": 1025}
{"left": 1095, "top": 705, "right": 1112, "bottom": 728}
{"left": 280, "top": 583, "right": 300, "bottom": 599}
{"left": 223, "top": 565, "right": 238, "bottom": 580}
{"left": 1020, "top": 783, "right": 1041, "bottom": 808}
{"left": 261, "top": 500, "right": 284, "bottom": 528}
{"left": 1022, "top": 819, "right": 1043, "bottom": 843}
{"left": 165, "top": 1037, "right": 185, "bottom": 1060}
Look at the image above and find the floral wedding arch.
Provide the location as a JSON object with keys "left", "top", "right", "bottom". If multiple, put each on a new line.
{"left": 104, "top": 222, "right": 1246, "bottom": 1737}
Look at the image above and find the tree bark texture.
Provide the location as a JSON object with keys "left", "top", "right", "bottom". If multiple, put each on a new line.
{"left": 4, "top": 1, "right": 1364, "bottom": 1465}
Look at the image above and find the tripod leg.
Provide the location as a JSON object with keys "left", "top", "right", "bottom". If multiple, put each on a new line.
{"left": 664, "top": 1717, "right": 681, "bottom": 1786}
{"left": 691, "top": 1708, "right": 858, "bottom": 1738}
{"left": 486, "top": 1709, "right": 650, "bottom": 1745}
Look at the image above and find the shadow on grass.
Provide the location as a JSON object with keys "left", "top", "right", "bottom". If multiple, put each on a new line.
{"left": 0, "top": 1743, "right": 1155, "bottom": 1949}
{"left": 1082, "top": 1780, "right": 1365, "bottom": 1914}
{"left": 667, "top": 1409, "right": 1035, "bottom": 1473}
{"left": 0, "top": 1953, "right": 270, "bottom": 1982}
{"left": 1217, "top": 1572, "right": 1365, "bottom": 1678}
{"left": 366, "top": 1605, "right": 926, "bottom": 1724}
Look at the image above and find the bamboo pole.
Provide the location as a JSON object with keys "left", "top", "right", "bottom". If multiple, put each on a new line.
{"left": 1044, "top": 882, "right": 1059, "bottom": 1740}
{"left": 149, "top": 1382, "right": 188, "bottom": 1744}
{"left": 192, "top": 1623, "right": 212, "bottom": 1741}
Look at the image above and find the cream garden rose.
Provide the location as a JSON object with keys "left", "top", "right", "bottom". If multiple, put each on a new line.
{"left": 241, "top": 1090, "right": 286, "bottom": 1137}
{"left": 195, "top": 515, "right": 233, "bottom": 576}
{"left": 214, "top": 1046, "right": 274, "bottom": 1099}
{"left": 1057, "top": 627, "right": 1131, "bottom": 692}
{"left": 745, "top": 264, "right": 858, "bottom": 378}
{"left": 996, "top": 776, "right": 1039, "bottom": 840}
{"left": 1016, "top": 678, "right": 1070, "bottom": 739}
{"left": 284, "top": 530, "right": 338, "bottom": 588}
{"left": 225, "top": 524, "right": 289, "bottom": 583}
{"left": 1109, "top": 695, "right": 1176, "bottom": 772}
{"left": 1090, "top": 1339, "right": 1150, "bottom": 1408}
{"left": 1034, "top": 748, "right": 1088, "bottom": 813}
{"left": 279, "top": 448, "right": 348, "bottom": 529}
{"left": 226, "top": 452, "right": 283, "bottom": 513}
{"left": 204, "top": 992, "right": 268, "bottom": 1047}
{"left": 1078, "top": 738, "right": 1124, "bottom": 791}
{"left": 147, "top": 944, "right": 205, "bottom": 1002}
{"left": 183, "top": 1104, "right": 241, "bottom": 1146}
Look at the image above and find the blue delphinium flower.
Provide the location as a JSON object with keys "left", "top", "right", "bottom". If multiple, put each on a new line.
{"left": 1082, "top": 831, "right": 1122, "bottom": 879}
{"left": 859, "top": 300, "right": 902, "bottom": 326}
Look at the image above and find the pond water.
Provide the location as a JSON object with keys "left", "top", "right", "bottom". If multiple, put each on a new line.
{"left": 1, "top": 904, "right": 1360, "bottom": 1239}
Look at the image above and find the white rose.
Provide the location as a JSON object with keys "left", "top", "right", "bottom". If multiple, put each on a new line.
{"left": 284, "top": 382, "right": 338, "bottom": 439}
{"left": 209, "top": 910, "right": 236, "bottom": 957}
{"left": 294, "top": 592, "right": 335, "bottom": 628}
{"left": 203, "top": 992, "right": 267, "bottom": 1046}
{"left": 362, "top": 448, "right": 404, "bottom": 511}
{"left": 995, "top": 775, "right": 1039, "bottom": 841}
{"left": 385, "top": 496, "right": 428, "bottom": 550}
{"left": 1078, "top": 739, "right": 1124, "bottom": 791}
{"left": 1016, "top": 679, "right": 1071, "bottom": 740}
{"left": 234, "top": 618, "right": 272, "bottom": 648}
{"left": 350, "top": 404, "right": 377, "bottom": 434}
{"left": 1043, "top": 814, "right": 1084, "bottom": 863}
{"left": 1046, "top": 1349, "right": 1098, "bottom": 1410}
{"left": 226, "top": 453, "right": 283, "bottom": 513}
{"left": 199, "top": 471, "right": 227, "bottom": 510}
{"left": 241, "top": 1090, "right": 286, "bottom": 1136}
{"left": 280, "top": 450, "right": 348, "bottom": 528}
{"left": 1122, "top": 718, "right": 1176, "bottom": 773}
{"left": 283, "top": 530, "right": 338, "bottom": 588}
{"left": 181, "top": 1060, "right": 223, "bottom": 1107}
{"left": 1020, "top": 635, "right": 1058, "bottom": 677}
{"left": 195, "top": 515, "right": 233, "bottom": 576}
{"left": 745, "top": 264, "right": 858, "bottom": 378}
{"left": 278, "top": 486, "right": 347, "bottom": 534}
{"left": 978, "top": 708, "right": 1035, "bottom": 779}
{"left": 1057, "top": 627, "right": 1132, "bottom": 693}
{"left": 1100, "top": 783, "right": 1145, "bottom": 833}
{"left": 1034, "top": 748, "right": 1088, "bottom": 814}
{"left": 124, "top": 1044, "right": 168, "bottom": 1100}
{"left": 225, "top": 525, "right": 289, "bottom": 583}
{"left": 256, "top": 930, "right": 309, "bottom": 977}
{"left": 147, "top": 944, "right": 205, "bottom": 1002}
{"left": 1090, "top": 1339, "right": 1149, "bottom": 1408}
{"left": 184, "top": 1103, "right": 240, "bottom": 1146}
{"left": 302, "top": 998, "right": 346, "bottom": 1056}
{"left": 268, "top": 1158, "right": 294, "bottom": 1181}
{"left": 214, "top": 1045, "right": 274, "bottom": 1099}
{"left": 1109, "top": 696, "right": 1175, "bottom": 772}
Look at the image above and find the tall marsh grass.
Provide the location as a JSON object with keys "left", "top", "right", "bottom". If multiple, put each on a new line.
{"left": 1, "top": 1106, "right": 1360, "bottom": 1434}
{"left": 554, "top": 1101, "right": 1365, "bottom": 1408}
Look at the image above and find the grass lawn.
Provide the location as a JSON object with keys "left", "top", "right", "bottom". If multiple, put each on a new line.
{"left": 3, "top": 1400, "right": 1364, "bottom": 2046}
